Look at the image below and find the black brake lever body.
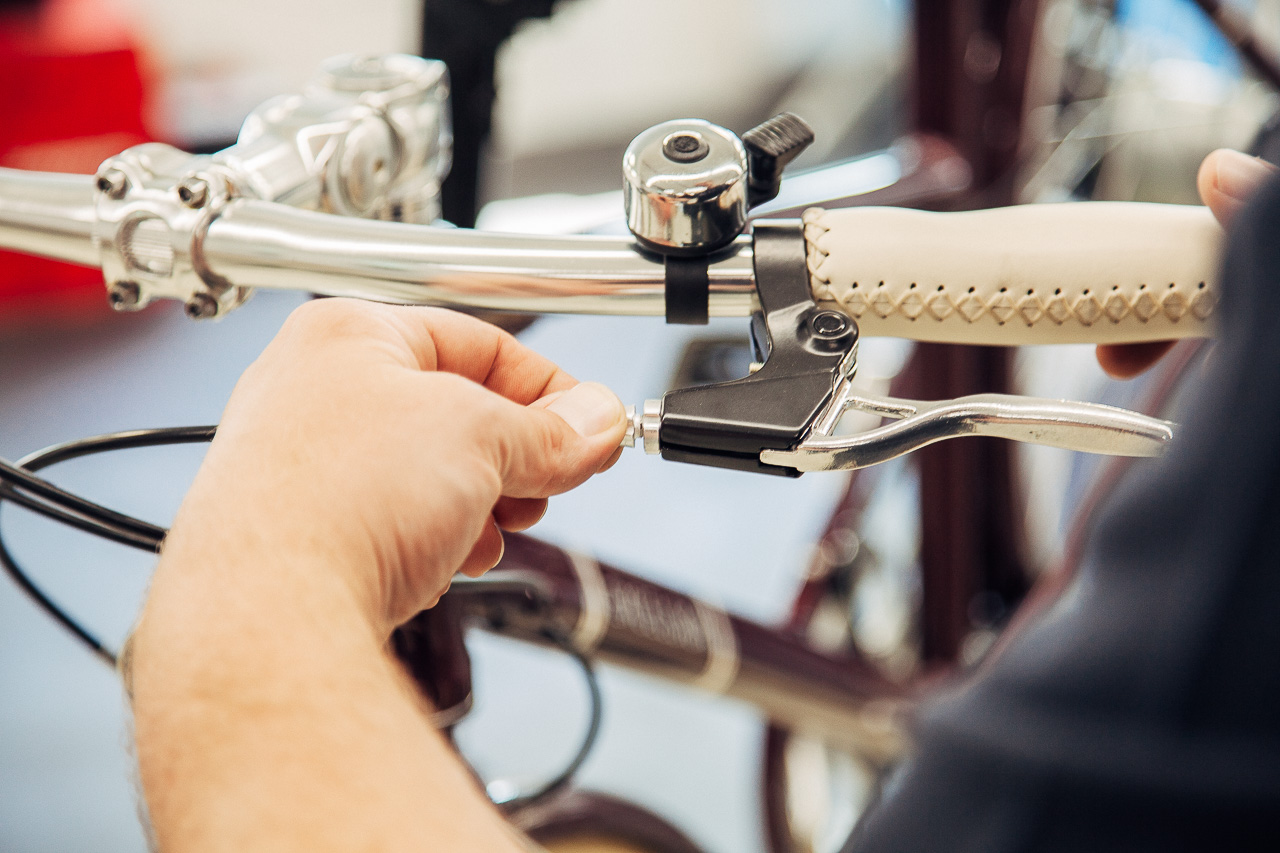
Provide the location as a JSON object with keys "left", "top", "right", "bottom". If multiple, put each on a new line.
{"left": 657, "top": 223, "right": 858, "bottom": 476}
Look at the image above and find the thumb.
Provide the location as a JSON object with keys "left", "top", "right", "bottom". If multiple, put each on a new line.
{"left": 1198, "top": 149, "right": 1277, "bottom": 227}
{"left": 494, "top": 381, "right": 627, "bottom": 497}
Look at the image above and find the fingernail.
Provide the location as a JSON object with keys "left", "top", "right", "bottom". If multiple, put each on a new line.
{"left": 546, "top": 381, "right": 623, "bottom": 437}
{"left": 1215, "top": 149, "right": 1277, "bottom": 201}
{"left": 489, "top": 519, "right": 505, "bottom": 570}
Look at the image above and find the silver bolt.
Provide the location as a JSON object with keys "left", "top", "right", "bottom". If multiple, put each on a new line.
{"left": 184, "top": 293, "right": 219, "bottom": 320}
{"left": 96, "top": 169, "right": 129, "bottom": 200}
{"left": 108, "top": 281, "right": 141, "bottom": 311}
{"left": 177, "top": 178, "right": 210, "bottom": 209}
{"left": 621, "top": 400, "right": 662, "bottom": 454}
{"left": 622, "top": 406, "right": 639, "bottom": 448}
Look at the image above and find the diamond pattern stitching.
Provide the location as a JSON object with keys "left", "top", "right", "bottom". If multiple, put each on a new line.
{"left": 1133, "top": 290, "right": 1158, "bottom": 321}
{"left": 926, "top": 291, "right": 955, "bottom": 321}
{"left": 1104, "top": 292, "right": 1130, "bottom": 323}
{"left": 988, "top": 291, "right": 1015, "bottom": 324}
{"left": 1074, "top": 293, "right": 1102, "bottom": 326}
{"left": 899, "top": 290, "right": 924, "bottom": 320}
{"left": 871, "top": 286, "right": 896, "bottom": 318}
{"left": 1017, "top": 294, "right": 1043, "bottom": 326}
{"left": 957, "top": 292, "right": 985, "bottom": 322}
{"left": 801, "top": 207, "right": 1217, "bottom": 331}
{"left": 1045, "top": 295, "right": 1070, "bottom": 325}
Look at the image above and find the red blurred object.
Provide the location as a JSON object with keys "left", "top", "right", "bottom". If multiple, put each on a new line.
{"left": 0, "top": 0, "right": 151, "bottom": 323}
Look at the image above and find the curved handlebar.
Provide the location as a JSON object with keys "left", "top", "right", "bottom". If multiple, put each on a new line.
{"left": 0, "top": 167, "right": 1224, "bottom": 349}
{"left": 202, "top": 200, "right": 759, "bottom": 316}
{"left": 0, "top": 169, "right": 97, "bottom": 267}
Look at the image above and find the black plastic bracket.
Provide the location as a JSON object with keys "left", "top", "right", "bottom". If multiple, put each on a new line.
{"left": 664, "top": 255, "right": 710, "bottom": 325}
{"left": 657, "top": 222, "right": 858, "bottom": 476}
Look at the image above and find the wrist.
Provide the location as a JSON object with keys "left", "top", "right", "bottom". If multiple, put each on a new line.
{"left": 160, "top": 453, "right": 392, "bottom": 630}
{"left": 135, "top": 513, "right": 387, "bottom": 676}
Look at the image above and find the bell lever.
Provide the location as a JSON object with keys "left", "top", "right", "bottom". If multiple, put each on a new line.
{"left": 742, "top": 113, "right": 816, "bottom": 207}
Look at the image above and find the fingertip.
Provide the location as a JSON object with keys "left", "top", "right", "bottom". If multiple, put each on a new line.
{"left": 544, "top": 381, "right": 626, "bottom": 439}
{"left": 1096, "top": 340, "right": 1176, "bottom": 380}
{"left": 497, "top": 382, "right": 627, "bottom": 498}
{"left": 493, "top": 496, "right": 549, "bottom": 531}
{"left": 458, "top": 518, "right": 505, "bottom": 577}
{"left": 1197, "top": 150, "right": 1222, "bottom": 208}
{"left": 1199, "top": 148, "right": 1277, "bottom": 226}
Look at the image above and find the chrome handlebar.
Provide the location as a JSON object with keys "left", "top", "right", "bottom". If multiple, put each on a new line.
{"left": 0, "top": 169, "right": 760, "bottom": 318}
{"left": 203, "top": 201, "right": 759, "bottom": 316}
{"left": 0, "top": 53, "right": 1186, "bottom": 477}
{"left": 0, "top": 169, "right": 98, "bottom": 268}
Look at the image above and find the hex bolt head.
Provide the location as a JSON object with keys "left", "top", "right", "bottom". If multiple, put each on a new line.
{"left": 108, "top": 281, "right": 141, "bottom": 310}
{"left": 184, "top": 293, "right": 219, "bottom": 320}
{"left": 96, "top": 169, "right": 129, "bottom": 200}
{"left": 177, "top": 179, "right": 210, "bottom": 209}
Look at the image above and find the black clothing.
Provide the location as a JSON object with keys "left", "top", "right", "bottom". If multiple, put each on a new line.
{"left": 849, "top": 179, "right": 1280, "bottom": 851}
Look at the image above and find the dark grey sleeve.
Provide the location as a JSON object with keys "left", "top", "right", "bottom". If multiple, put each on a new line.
{"left": 846, "top": 176, "right": 1280, "bottom": 853}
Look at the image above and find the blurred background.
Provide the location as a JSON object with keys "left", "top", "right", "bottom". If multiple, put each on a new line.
{"left": 1, "top": 1, "right": 1276, "bottom": 851}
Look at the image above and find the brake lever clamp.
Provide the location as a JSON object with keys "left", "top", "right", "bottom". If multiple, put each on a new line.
{"left": 624, "top": 220, "right": 859, "bottom": 476}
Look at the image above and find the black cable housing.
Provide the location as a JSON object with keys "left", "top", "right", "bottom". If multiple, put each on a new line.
{"left": 1, "top": 425, "right": 604, "bottom": 795}
{"left": 0, "top": 426, "right": 217, "bottom": 665}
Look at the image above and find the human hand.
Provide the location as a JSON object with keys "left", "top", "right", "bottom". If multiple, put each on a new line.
{"left": 1095, "top": 149, "right": 1277, "bottom": 378}
{"left": 129, "top": 299, "right": 618, "bottom": 853}
{"left": 155, "top": 299, "right": 626, "bottom": 635}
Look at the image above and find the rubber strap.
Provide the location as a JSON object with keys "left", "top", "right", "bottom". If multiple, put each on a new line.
{"left": 664, "top": 255, "right": 710, "bottom": 325}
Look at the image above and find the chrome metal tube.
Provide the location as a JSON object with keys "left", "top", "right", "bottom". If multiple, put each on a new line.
{"left": 0, "top": 168, "right": 98, "bottom": 267}
{"left": 203, "top": 200, "right": 759, "bottom": 316}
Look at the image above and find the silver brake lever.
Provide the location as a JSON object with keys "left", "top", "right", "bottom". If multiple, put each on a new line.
{"left": 759, "top": 376, "right": 1174, "bottom": 473}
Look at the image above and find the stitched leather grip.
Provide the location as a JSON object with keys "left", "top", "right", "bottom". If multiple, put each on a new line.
{"left": 803, "top": 203, "right": 1223, "bottom": 345}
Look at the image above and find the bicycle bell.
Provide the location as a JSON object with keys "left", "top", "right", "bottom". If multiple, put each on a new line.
{"left": 623, "top": 113, "right": 815, "bottom": 256}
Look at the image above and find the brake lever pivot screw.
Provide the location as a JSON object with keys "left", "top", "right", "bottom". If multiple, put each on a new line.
{"left": 810, "top": 311, "right": 850, "bottom": 338}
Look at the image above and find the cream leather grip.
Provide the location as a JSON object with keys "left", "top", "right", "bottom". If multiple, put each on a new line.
{"left": 803, "top": 203, "right": 1223, "bottom": 345}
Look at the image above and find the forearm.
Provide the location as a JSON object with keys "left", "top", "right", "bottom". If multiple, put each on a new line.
{"left": 129, "top": 513, "right": 520, "bottom": 853}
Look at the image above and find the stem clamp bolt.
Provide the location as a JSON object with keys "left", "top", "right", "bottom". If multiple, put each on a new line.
{"left": 96, "top": 169, "right": 129, "bottom": 200}
{"left": 177, "top": 178, "right": 210, "bottom": 209}
{"left": 108, "top": 281, "right": 141, "bottom": 310}
{"left": 184, "top": 293, "right": 219, "bottom": 320}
